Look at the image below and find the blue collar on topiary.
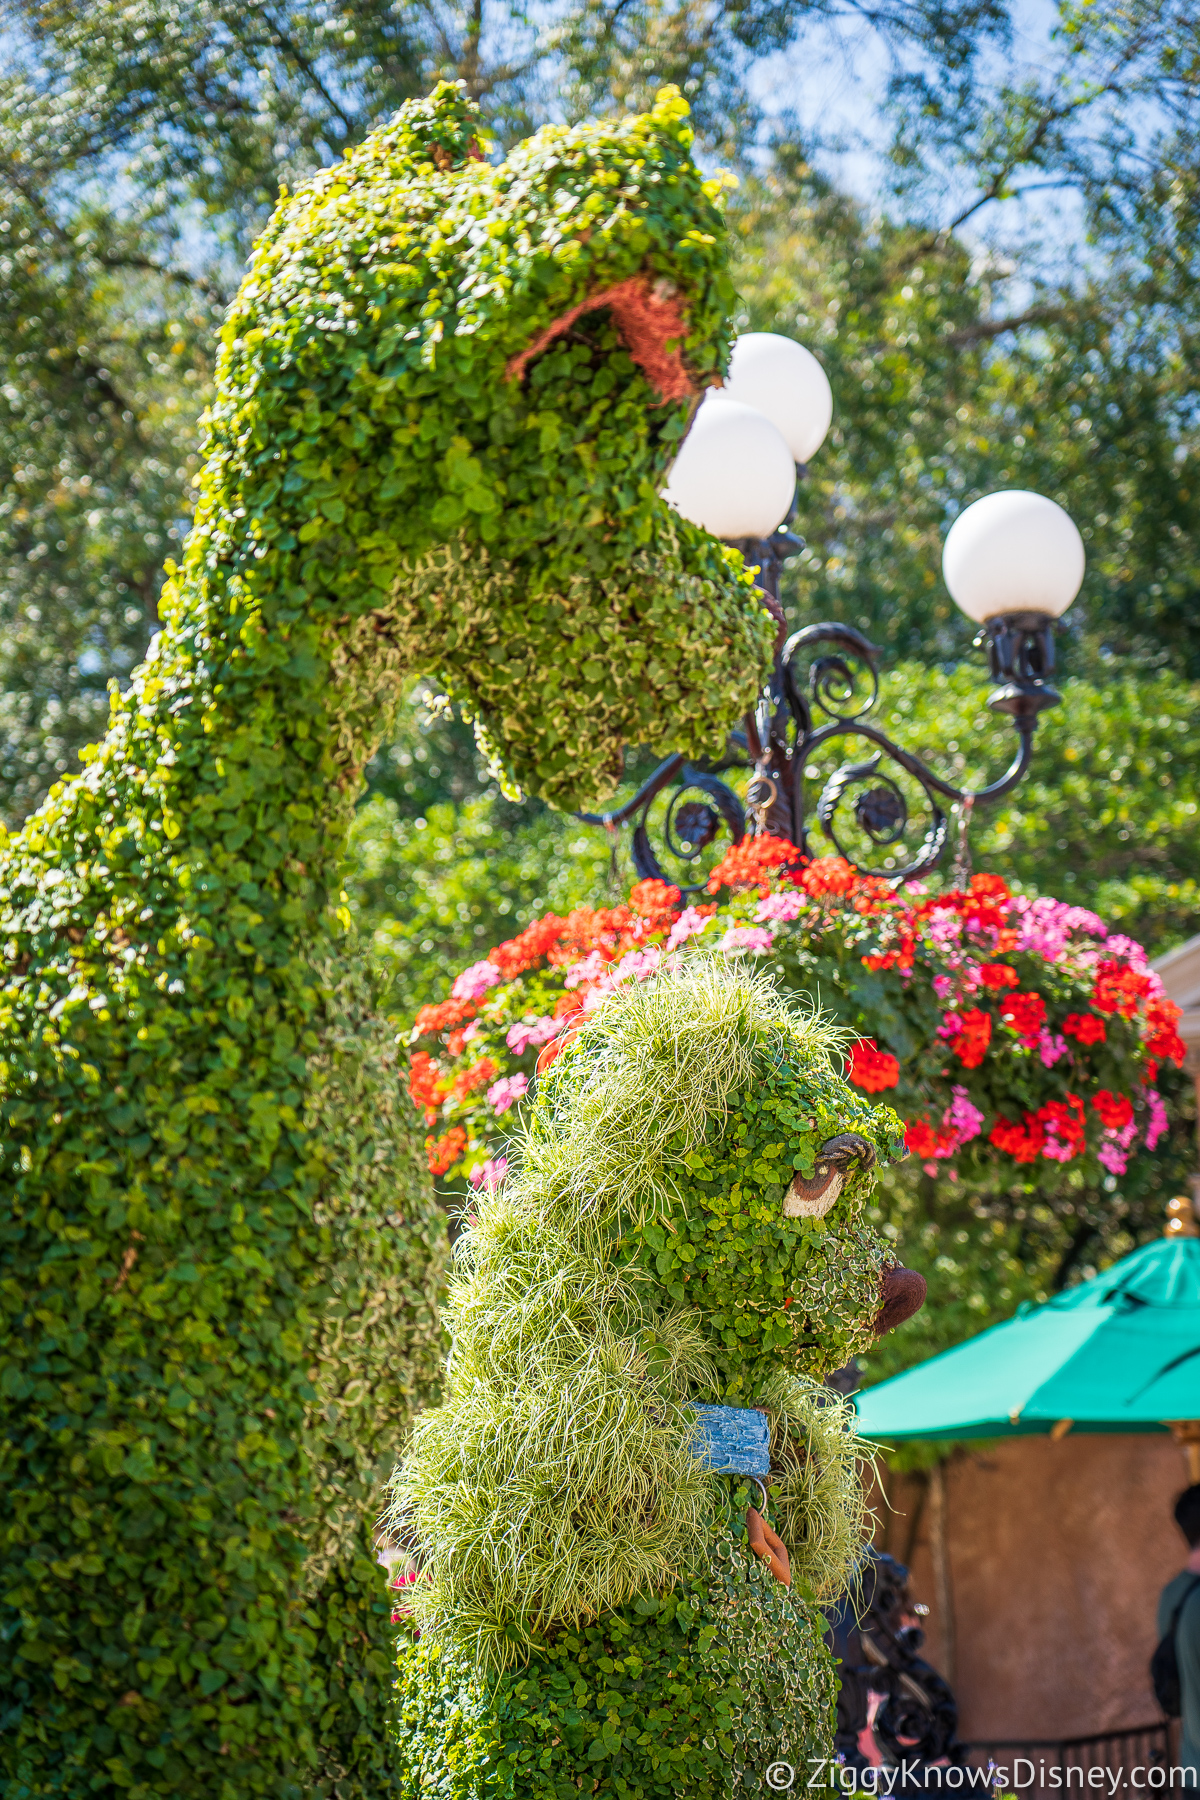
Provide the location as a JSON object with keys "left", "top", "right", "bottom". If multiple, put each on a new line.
{"left": 690, "top": 1403, "right": 771, "bottom": 1478}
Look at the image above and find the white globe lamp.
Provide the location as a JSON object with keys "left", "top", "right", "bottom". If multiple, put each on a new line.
{"left": 722, "top": 332, "right": 834, "bottom": 465}
{"left": 662, "top": 395, "right": 796, "bottom": 540}
{"left": 942, "top": 489, "right": 1085, "bottom": 624}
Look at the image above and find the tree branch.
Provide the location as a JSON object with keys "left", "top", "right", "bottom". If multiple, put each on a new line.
{"left": 246, "top": 14, "right": 356, "bottom": 135}
{"left": 944, "top": 303, "right": 1069, "bottom": 346}
{"left": 93, "top": 251, "right": 230, "bottom": 307}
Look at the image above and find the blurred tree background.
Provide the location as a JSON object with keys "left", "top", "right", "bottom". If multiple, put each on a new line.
{"left": 3, "top": 0, "right": 1198, "bottom": 1334}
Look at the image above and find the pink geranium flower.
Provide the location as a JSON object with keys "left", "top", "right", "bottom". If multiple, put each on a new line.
{"left": 470, "top": 1156, "right": 508, "bottom": 1191}
{"left": 719, "top": 925, "right": 775, "bottom": 955}
{"left": 452, "top": 960, "right": 503, "bottom": 1002}
{"left": 487, "top": 1074, "right": 529, "bottom": 1116}
{"left": 505, "top": 1015, "right": 559, "bottom": 1054}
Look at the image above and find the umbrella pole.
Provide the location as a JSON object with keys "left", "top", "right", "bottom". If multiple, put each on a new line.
{"left": 929, "top": 1463, "right": 957, "bottom": 1682}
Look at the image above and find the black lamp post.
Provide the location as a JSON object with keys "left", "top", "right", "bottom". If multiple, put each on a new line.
{"left": 579, "top": 335, "right": 1083, "bottom": 890}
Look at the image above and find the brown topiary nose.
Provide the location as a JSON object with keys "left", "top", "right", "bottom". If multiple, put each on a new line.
{"left": 872, "top": 1264, "right": 927, "bottom": 1335}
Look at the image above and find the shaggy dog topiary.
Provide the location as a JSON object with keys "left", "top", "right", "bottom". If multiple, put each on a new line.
{"left": 389, "top": 959, "right": 924, "bottom": 1798}
{"left": 0, "top": 85, "right": 771, "bottom": 1800}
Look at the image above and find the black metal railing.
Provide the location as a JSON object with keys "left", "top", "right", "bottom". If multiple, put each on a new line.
{"left": 962, "top": 1721, "right": 1173, "bottom": 1785}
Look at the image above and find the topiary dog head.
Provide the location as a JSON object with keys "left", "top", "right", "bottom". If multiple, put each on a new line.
{"left": 525, "top": 957, "right": 922, "bottom": 1396}
{"left": 184, "top": 81, "right": 773, "bottom": 813}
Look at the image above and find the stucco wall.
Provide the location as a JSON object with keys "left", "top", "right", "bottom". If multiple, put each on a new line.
{"left": 873, "top": 1434, "right": 1191, "bottom": 1740}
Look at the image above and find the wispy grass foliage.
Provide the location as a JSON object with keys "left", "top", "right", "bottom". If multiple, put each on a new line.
{"left": 524, "top": 954, "right": 846, "bottom": 1231}
{"left": 387, "top": 959, "right": 885, "bottom": 1676}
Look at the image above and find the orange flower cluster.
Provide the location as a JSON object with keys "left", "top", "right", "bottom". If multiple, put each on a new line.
{"left": 491, "top": 913, "right": 575, "bottom": 979}
{"left": 413, "top": 996, "right": 477, "bottom": 1037}
{"left": 706, "top": 834, "right": 801, "bottom": 896}
{"left": 408, "top": 1050, "right": 446, "bottom": 1123}
{"left": 628, "top": 878, "right": 683, "bottom": 932}
{"left": 451, "top": 1057, "right": 497, "bottom": 1101}
{"left": 546, "top": 904, "right": 638, "bottom": 968}
{"left": 847, "top": 1038, "right": 900, "bottom": 1092}
{"left": 426, "top": 1125, "right": 467, "bottom": 1175}
{"left": 797, "top": 855, "right": 858, "bottom": 899}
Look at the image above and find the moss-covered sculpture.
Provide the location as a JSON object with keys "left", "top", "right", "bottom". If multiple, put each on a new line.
{"left": 0, "top": 86, "right": 771, "bottom": 1799}
{"left": 389, "top": 960, "right": 919, "bottom": 1797}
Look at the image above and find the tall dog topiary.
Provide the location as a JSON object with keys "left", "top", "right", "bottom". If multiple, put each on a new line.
{"left": 0, "top": 87, "right": 773, "bottom": 1799}
{"left": 389, "top": 959, "right": 924, "bottom": 1798}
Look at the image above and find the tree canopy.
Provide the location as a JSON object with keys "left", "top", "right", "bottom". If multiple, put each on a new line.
{"left": 2, "top": 0, "right": 1198, "bottom": 818}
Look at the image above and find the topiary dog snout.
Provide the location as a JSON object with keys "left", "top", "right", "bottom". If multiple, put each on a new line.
{"left": 873, "top": 1263, "right": 929, "bottom": 1335}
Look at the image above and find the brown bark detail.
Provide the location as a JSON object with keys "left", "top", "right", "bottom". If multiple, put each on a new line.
{"left": 112, "top": 1231, "right": 144, "bottom": 1292}
{"left": 504, "top": 276, "right": 695, "bottom": 402}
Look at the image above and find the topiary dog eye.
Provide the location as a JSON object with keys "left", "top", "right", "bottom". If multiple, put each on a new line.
{"left": 784, "top": 1133, "right": 876, "bottom": 1217}
{"left": 783, "top": 1163, "right": 844, "bottom": 1218}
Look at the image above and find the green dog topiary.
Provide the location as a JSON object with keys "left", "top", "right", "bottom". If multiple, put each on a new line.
{"left": 389, "top": 959, "right": 923, "bottom": 1798}
{"left": 0, "top": 87, "right": 770, "bottom": 1798}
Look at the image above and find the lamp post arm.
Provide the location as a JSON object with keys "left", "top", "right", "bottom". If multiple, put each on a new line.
{"left": 575, "top": 753, "right": 686, "bottom": 830}
{"left": 791, "top": 717, "right": 1037, "bottom": 880}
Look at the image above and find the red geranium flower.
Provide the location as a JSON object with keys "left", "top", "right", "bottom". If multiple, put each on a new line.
{"left": 1062, "top": 1013, "right": 1106, "bottom": 1046}
{"left": 979, "top": 964, "right": 1019, "bottom": 990}
{"left": 948, "top": 1007, "right": 992, "bottom": 1070}
{"left": 1093, "top": 1089, "right": 1134, "bottom": 1131}
{"left": 1092, "top": 959, "right": 1151, "bottom": 1018}
{"left": 904, "top": 1120, "right": 939, "bottom": 1158}
{"left": 1035, "top": 1094, "right": 1086, "bottom": 1161}
{"left": 1144, "top": 995, "right": 1187, "bottom": 1064}
{"left": 999, "top": 992, "right": 1046, "bottom": 1042}
{"left": 847, "top": 1038, "right": 900, "bottom": 1092}
{"left": 989, "top": 1114, "right": 1046, "bottom": 1162}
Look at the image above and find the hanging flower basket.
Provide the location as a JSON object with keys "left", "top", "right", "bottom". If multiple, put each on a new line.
{"left": 404, "top": 838, "right": 1185, "bottom": 1196}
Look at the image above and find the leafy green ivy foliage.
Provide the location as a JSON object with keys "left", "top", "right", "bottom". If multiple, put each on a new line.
{"left": 208, "top": 79, "right": 769, "bottom": 810}
{"left": 390, "top": 961, "right": 899, "bottom": 1790}
{"left": 395, "top": 1503, "right": 835, "bottom": 1800}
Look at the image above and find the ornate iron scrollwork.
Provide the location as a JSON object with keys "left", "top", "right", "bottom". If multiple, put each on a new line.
{"left": 576, "top": 531, "right": 1062, "bottom": 882}
{"left": 579, "top": 757, "right": 747, "bottom": 893}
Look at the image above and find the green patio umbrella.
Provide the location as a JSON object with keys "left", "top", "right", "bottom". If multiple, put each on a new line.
{"left": 854, "top": 1223, "right": 1200, "bottom": 1460}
